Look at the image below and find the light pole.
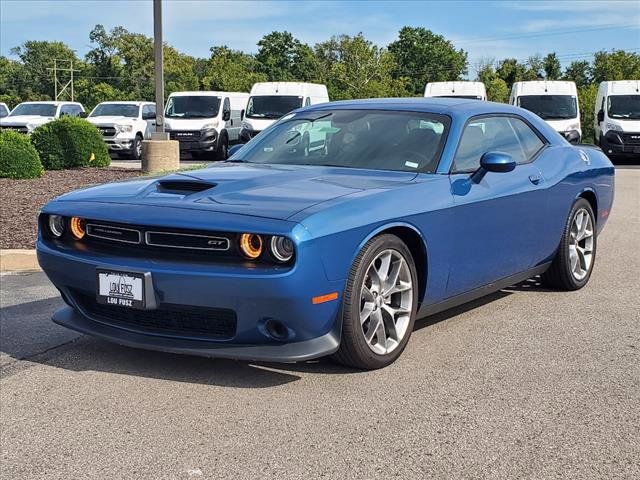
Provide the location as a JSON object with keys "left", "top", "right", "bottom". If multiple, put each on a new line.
{"left": 153, "top": 0, "right": 167, "bottom": 139}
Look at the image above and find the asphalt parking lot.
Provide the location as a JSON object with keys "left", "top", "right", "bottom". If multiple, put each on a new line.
{"left": 1, "top": 167, "right": 639, "bottom": 479}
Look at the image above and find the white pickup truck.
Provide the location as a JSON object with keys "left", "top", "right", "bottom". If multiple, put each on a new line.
{"left": 87, "top": 101, "right": 156, "bottom": 159}
{"left": 0, "top": 101, "right": 85, "bottom": 134}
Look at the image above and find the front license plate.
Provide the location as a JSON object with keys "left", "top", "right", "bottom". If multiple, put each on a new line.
{"left": 97, "top": 270, "right": 145, "bottom": 309}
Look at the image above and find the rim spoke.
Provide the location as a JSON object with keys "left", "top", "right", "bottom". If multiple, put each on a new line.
{"left": 377, "top": 251, "right": 392, "bottom": 282}
{"left": 360, "top": 301, "right": 375, "bottom": 324}
{"left": 383, "top": 261, "right": 401, "bottom": 295}
{"left": 361, "top": 286, "right": 374, "bottom": 302}
{"left": 365, "top": 310, "right": 382, "bottom": 343}
{"left": 375, "top": 316, "right": 387, "bottom": 350}
{"left": 569, "top": 245, "right": 579, "bottom": 273}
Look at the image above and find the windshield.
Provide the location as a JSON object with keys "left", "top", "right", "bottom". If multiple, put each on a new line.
{"left": 90, "top": 104, "right": 139, "bottom": 118}
{"left": 165, "top": 96, "right": 220, "bottom": 119}
{"left": 246, "top": 95, "right": 303, "bottom": 119}
{"left": 608, "top": 95, "right": 640, "bottom": 120}
{"left": 0, "top": 105, "right": 8, "bottom": 118}
{"left": 10, "top": 103, "right": 57, "bottom": 117}
{"left": 232, "top": 109, "right": 449, "bottom": 173}
{"left": 517, "top": 95, "right": 577, "bottom": 120}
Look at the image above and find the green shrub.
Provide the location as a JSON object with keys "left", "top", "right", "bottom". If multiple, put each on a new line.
{"left": 31, "top": 116, "right": 110, "bottom": 170}
{"left": 0, "top": 129, "right": 44, "bottom": 179}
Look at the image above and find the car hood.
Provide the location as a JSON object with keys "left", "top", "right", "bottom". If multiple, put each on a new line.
{"left": 165, "top": 118, "right": 215, "bottom": 131}
{"left": 54, "top": 163, "right": 417, "bottom": 220}
{"left": 242, "top": 117, "right": 277, "bottom": 131}
{"left": 88, "top": 116, "right": 136, "bottom": 126}
{"left": 0, "top": 115, "right": 53, "bottom": 126}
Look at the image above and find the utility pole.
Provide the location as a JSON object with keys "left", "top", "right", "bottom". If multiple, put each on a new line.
{"left": 49, "top": 59, "right": 79, "bottom": 101}
{"left": 153, "top": 0, "right": 167, "bottom": 139}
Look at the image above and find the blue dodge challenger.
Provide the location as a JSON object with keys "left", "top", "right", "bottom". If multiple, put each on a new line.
{"left": 37, "top": 98, "right": 615, "bottom": 369}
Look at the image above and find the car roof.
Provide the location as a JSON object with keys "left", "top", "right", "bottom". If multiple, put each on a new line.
{"left": 18, "top": 101, "right": 82, "bottom": 106}
{"left": 97, "top": 101, "right": 153, "bottom": 105}
{"left": 303, "top": 97, "right": 523, "bottom": 117}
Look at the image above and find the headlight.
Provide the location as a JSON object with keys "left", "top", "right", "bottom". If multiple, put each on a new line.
{"left": 566, "top": 124, "right": 580, "bottom": 131}
{"left": 270, "top": 236, "right": 294, "bottom": 262}
{"left": 115, "top": 124, "right": 133, "bottom": 133}
{"left": 48, "top": 215, "right": 65, "bottom": 237}
{"left": 70, "top": 217, "right": 86, "bottom": 240}
{"left": 239, "top": 233, "right": 263, "bottom": 259}
{"left": 606, "top": 122, "right": 622, "bottom": 132}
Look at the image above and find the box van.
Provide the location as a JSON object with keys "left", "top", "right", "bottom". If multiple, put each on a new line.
{"left": 240, "top": 82, "right": 329, "bottom": 141}
{"left": 510, "top": 81, "right": 581, "bottom": 143}
{"left": 164, "top": 91, "right": 249, "bottom": 159}
{"left": 424, "top": 81, "right": 487, "bottom": 101}
{"left": 0, "top": 101, "right": 85, "bottom": 134}
{"left": 595, "top": 80, "right": 640, "bottom": 159}
{"left": 88, "top": 101, "right": 156, "bottom": 160}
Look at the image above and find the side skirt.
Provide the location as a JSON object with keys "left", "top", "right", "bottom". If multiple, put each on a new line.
{"left": 418, "top": 262, "right": 551, "bottom": 318}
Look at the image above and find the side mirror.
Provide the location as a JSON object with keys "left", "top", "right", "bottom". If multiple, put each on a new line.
{"left": 471, "top": 151, "right": 515, "bottom": 183}
{"left": 222, "top": 110, "right": 231, "bottom": 121}
{"left": 228, "top": 144, "right": 244, "bottom": 157}
{"left": 79, "top": 111, "right": 88, "bottom": 118}
{"left": 240, "top": 109, "right": 245, "bottom": 120}
{"left": 597, "top": 110, "right": 604, "bottom": 123}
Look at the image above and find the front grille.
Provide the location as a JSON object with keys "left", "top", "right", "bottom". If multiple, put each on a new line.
{"left": 87, "top": 224, "right": 142, "bottom": 244}
{"left": 1, "top": 126, "right": 28, "bottom": 134}
{"left": 98, "top": 126, "right": 116, "bottom": 137}
{"left": 145, "top": 231, "right": 230, "bottom": 251}
{"left": 622, "top": 133, "right": 640, "bottom": 145}
{"left": 169, "top": 130, "right": 200, "bottom": 141}
{"left": 73, "top": 290, "right": 237, "bottom": 340}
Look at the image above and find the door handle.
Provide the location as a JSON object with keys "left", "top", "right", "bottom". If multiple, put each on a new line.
{"left": 529, "top": 174, "right": 542, "bottom": 185}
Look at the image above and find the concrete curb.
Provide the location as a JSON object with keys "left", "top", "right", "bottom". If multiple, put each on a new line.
{"left": 0, "top": 249, "right": 40, "bottom": 272}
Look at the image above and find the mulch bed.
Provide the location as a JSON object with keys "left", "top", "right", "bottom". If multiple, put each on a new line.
{"left": 1, "top": 168, "right": 142, "bottom": 249}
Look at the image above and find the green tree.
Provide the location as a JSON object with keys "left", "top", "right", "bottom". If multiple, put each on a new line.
{"left": 496, "top": 58, "right": 527, "bottom": 89}
{"left": 256, "top": 31, "right": 317, "bottom": 82}
{"left": 543, "top": 53, "right": 562, "bottom": 80}
{"left": 315, "top": 33, "right": 408, "bottom": 100}
{"left": 388, "top": 26, "right": 467, "bottom": 95}
{"left": 578, "top": 84, "right": 598, "bottom": 144}
{"left": 476, "top": 60, "right": 509, "bottom": 103}
{"left": 563, "top": 60, "right": 592, "bottom": 87}
{"left": 201, "top": 46, "right": 267, "bottom": 92}
{"left": 591, "top": 50, "right": 640, "bottom": 83}
{"left": 9, "top": 40, "right": 82, "bottom": 101}
{"left": 0, "top": 56, "right": 25, "bottom": 106}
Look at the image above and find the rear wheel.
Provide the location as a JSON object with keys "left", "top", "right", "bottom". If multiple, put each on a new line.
{"left": 333, "top": 234, "right": 418, "bottom": 370}
{"left": 541, "top": 198, "right": 596, "bottom": 290}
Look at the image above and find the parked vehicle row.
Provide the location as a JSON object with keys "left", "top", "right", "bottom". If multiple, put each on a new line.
{"left": 1, "top": 79, "right": 638, "bottom": 160}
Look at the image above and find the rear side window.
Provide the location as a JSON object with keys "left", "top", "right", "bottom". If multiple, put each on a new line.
{"left": 452, "top": 116, "right": 545, "bottom": 173}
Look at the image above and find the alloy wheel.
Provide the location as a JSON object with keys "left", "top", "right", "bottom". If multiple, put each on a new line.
{"left": 359, "top": 249, "right": 413, "bottom": 355}
{"left": 569, "top": 208, "right": 594, "bottom": 281}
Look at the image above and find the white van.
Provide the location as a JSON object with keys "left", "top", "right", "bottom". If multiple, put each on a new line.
{"left": 164, "top": 91, "right": 249, "bottom": 159}
{"left": 88, "top": 101, "right": 156, "bottom": 159}
{"left": 0, "top": 101, "right": 85, "bottom": 134}
{"left": 240, "top": 82, "right": 329, "bottom": 141}
{"left": 595, "top": 80, "right": 640, "bottom": 159}
{"left": 510, "top": 81, "right": 581, "bottom": 143}
{"left": 424, "top": 81, "right": 487, "bottom": 101}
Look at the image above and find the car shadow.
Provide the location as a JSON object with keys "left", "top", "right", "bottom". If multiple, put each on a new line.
{"left": 1, "top": 278, "right": 544, "bottom": 387}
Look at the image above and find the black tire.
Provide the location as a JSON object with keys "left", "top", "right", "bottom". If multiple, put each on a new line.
{"left": 215, "top": 133, "right": 229, "bottom": 161}
{"left": 541, "top": 198, "right": 596, "bottom": 291}
{"left": 130, "top": 134, "right": 143, "bottom": 160}
{"left": 333, "top": 234, "right": 418, "bottom": 370}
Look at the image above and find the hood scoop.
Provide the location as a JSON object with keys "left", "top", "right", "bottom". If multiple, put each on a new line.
{"left": 157, "top": 179, "right": 216, "bottom": 195}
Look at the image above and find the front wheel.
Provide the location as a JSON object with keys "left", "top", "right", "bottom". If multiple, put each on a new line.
{"left": 541, "top": 198, "right": 596, "bottom": 290}
{"left": 130, "top": 134, "right": 143, "bottom": 160}
{"left": 215, "top": 135, "right": 228, "bottom": 161}
{"left": 333, "top": 234, "right": 418, "bottom": 370}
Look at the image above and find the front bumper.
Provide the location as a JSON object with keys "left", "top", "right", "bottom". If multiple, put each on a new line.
{"left": 600, "top": 131, "right": 640, "bottom": 158}
{"left": 105, "top": 137, "right": 134, "bottom": 152}
{"left": 37, "top": 236, "right": 344, "bottom": 362}
{"left": 560, "top": 130, "right": 581, "bottom": 144}
{"left": 168, "top": 129, "right": 219, "bottom": 152}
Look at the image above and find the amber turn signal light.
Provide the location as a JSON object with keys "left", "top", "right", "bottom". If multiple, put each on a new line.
{"left": 239, "top": 233, "right": 263, "bottom": 259}
{"left": 312, "top": 292, "right": 339, "bottom": 304}
{"left": 70, "top": 217, "right": 86, "bottom": 240}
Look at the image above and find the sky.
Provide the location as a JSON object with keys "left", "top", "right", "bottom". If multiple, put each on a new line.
{"left": 1, "top": 0, "right": 639, "bottom": 76}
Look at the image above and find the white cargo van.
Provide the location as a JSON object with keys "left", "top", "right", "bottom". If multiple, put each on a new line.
{"left": 240, "top": 82, "right": 329, "bottom": 141}
{"left": 88, "top": 101, "right": 156, "bottom": 159}
{"left": 0, "top": 101, "right": 85, "bottom": 134}
{"left": 164, "top": 91, "right": 249, "bottom": 159}
{"left": 595, "top": 80, "right": 640, "bottom": 159}
{"left": 424, "top": 81, "right": 487, "bottom": 101}
{"left": 510, "top": 81, "right": 581, "bottom": 143}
